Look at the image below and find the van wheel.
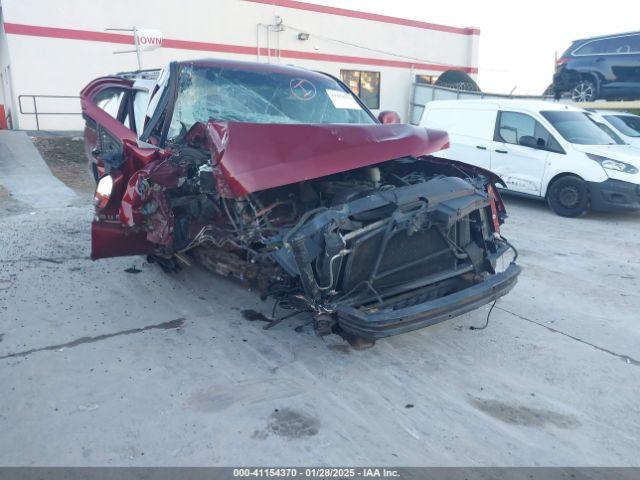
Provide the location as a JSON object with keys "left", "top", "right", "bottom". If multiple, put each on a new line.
{"left": 547, "top": 176, "right": 589, "bottom": 217}
{"left": 571, "top": 78, "right": 598, "bottom": 102}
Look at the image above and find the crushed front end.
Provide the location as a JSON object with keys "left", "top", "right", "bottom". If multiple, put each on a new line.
{"left": 262, "top": 162, "right": 521, "bottom": 339}
{"left": 91, "top": 120, "right": 520, "bottom": 341}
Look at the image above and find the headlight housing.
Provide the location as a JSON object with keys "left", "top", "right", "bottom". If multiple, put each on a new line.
{"left": 587, "top": 153, "right": 639, "bottom": 174}
{"left": 94, "top": 174, "right": 114, "bottom": 209}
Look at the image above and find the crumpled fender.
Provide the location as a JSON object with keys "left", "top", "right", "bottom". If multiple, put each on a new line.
{"left": 119, "top": 156, "right": 186, "bottom": 247}
{"left": 424, "top": 155, "right": 508, "bottom": 220}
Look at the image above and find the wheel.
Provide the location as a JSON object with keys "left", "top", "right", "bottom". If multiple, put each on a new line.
{"left": 546, "top": 176, "right": 589, "bottom": 217}
{"left": 571, "top": 78, "right": 598, "bottom": 102}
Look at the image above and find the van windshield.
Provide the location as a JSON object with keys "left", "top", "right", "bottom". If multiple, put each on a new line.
{"left": 541, "top": 111, "right": 624, "bottom": 145}
{"left": 604, "top": 114, "right": 640, "bottom": 137}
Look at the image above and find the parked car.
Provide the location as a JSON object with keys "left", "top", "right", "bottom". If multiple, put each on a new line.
{"left": 420, "top": 99, "right": 640, "bottom": 217}
{"left": 80, "top": 59, "right": 520, "bottom": 343}
{"left": 553, "top": 31, "right": 640, "bottom": 102}
{"left": 587, "top": 110, "right": 640, "bottom": 148}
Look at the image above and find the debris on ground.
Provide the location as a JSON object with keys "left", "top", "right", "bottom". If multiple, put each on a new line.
{"left": 31, "top": 136, "right": 94, "bottom": 194}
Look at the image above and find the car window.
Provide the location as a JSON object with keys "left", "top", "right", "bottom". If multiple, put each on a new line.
{"left": 541, "top": 110, "right": 624, "bottom": 145}
{"left": 599, "top": 35, "right": 639, "bottom": 54}
{"left": 496, "top": 111, "right": 562, "bottom": 151}
{"left": 132, "top": 89, "right": 150, "bottom": 135}
{"left": 93, "top": 88, "right": 126, "bottom": 120}
{"left": 497, "top": 112, "right": 534, "bottom": 144}
{"left": 574, "top": 40, "right": 604, "bottom": 56}
{"left": 605, "top": 114, "right": 640, "bottom": 137}
{"left": 167, "top": 64, "right": 376, "bottom": 140}
{"left": 576, "top": 35, "right": 640, "bottom": 55}
{"left": 595, "top": 121, "right": 625, "bottom": 143}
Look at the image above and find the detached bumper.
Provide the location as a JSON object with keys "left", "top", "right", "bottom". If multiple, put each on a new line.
{"left": 588, "top": 179, "right": 640, "bottom": 212}
{"left": 336, "top": 263, "right": 521, "bottom": 339}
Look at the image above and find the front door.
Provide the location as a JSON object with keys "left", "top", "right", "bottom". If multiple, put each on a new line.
{"left": 80, "top": 78, "right": 158, "bottom": 259}
{"left": 490, "top": 111, "right": 553, "bottom": 196}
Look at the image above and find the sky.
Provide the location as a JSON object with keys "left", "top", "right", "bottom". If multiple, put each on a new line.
{"left": 309, "top": 0, "right": 638, "bottom": 95}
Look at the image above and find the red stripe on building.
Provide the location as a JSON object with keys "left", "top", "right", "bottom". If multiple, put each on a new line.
{"left": 4, "top": 23, "right": 134, "bottom": 45}
{"left": 243, "top": 0, "right": 480, "bottom": 35}
{"left": 3, "top": 23, "right": 478, "bottom": 73}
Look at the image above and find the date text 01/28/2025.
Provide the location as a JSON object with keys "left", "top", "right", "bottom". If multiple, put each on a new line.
{"left": 232, "top": 468, "right": 400, "bottom": 477}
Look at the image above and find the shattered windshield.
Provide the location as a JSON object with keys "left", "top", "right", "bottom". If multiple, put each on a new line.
{"left": 168, "top": 64, "right": 376, "bottom": 139}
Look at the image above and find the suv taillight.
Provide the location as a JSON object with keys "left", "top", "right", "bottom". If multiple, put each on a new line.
{"left": 555, "top": 57, "right": 569, "bottom": 69}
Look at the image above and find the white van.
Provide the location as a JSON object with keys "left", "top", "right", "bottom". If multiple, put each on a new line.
{"left": 420, "top": 99, "right": 640, "bottom": 216}
{"left": 587, "top": 110, "right": 640, "bottom": 149}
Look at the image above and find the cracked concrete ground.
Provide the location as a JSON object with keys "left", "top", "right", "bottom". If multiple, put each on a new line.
{"left": 1, "top": 130, "right": 639, "bottom": 466}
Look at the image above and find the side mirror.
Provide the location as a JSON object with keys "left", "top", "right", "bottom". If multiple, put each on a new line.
{"left": 518, "top": 135, "right": 539, "bottom": 148}
{"left": 378, "top": 110, "right": 401, "bottom": 124}
{"left": 96, "top": 124, "right": 124, "bottom": 168}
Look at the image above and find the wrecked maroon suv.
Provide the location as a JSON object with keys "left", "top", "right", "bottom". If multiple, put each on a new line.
{"left": 81, "top": 59, "right": 520, "bottom": 341}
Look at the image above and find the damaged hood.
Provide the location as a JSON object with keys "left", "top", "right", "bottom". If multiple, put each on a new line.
{"left": 196, "top": 121, "right": 449, "bottom": 197}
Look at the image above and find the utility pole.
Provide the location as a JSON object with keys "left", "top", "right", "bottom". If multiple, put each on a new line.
{"left": 133, "top": 26, "right": 142, "bottom": 70}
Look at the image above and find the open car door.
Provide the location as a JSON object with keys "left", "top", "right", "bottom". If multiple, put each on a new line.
{"left": 80, "top": 77, "right": 160, "bottom": 259}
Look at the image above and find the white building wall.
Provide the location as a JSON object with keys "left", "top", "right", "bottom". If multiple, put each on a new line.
{"left": 0, "top": 0, "right": 479, "bottom": 131}
{"left": 0, "top": 6, "right": 16, "bottom": 128}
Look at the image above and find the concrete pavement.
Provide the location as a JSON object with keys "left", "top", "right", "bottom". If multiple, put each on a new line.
{"left": 0, "top": 130, "right": 76, "bottom": 209}
{"left": 0, "top": 135, "right": 639, "bottom": 466}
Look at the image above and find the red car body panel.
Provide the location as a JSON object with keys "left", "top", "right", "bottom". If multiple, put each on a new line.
{"left": 91, "top": 222, "right": 155, "bottom": 260}
{"left": 197, "top": 121, "right": 450, "bottom": 197}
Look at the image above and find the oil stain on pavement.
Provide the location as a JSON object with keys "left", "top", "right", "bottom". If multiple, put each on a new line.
{"left": 470, "top": 397, "right": 580, "bottom": 429}
{"left": 253, "top": 408, "right": 320, "bottom": 440}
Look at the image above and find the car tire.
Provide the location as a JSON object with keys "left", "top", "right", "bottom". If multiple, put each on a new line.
{"left": 546, "top": 176, "right": 589, "bottom": 217}
{"left": 571, "top": 78, "right": 598, "bottom": 102}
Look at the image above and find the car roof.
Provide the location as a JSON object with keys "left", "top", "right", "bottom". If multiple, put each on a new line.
{"left": 176, "top": 58, "right": 334, "bottom": 80}
{"left": 591, "top": 109, "right": 638, "bottom": 117}
{"left": 132, "top": 78, "right": 158, "bottom": 93}
{"left": 425, "top": 99, "right": 584, "bottom": 114}
{"left": 116, "top": 68, "right": 161, "bottom": 81}
{"left": 573, "top": 30, "right": 640, "bottom": 43}
{"left": 117, "top": 58, "right": 339, "bottom": 88}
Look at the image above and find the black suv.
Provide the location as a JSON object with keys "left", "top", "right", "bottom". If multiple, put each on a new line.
{"left": 553, "top": 31, "right": 640, "bottom": 102}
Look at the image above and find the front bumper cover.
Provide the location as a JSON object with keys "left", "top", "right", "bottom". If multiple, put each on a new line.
{"left": 588, "top": 179, "right": 640, "bottom": 212}
{"left": 336, "top": 263, "right": 521, "bottom": 339}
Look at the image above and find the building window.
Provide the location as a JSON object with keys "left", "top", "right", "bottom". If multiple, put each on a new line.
{"left": 415, "top": 74, "right": 438, "bottom": 85}
{"left": 340, "top": 70, "right": 380, "bottom": 110}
